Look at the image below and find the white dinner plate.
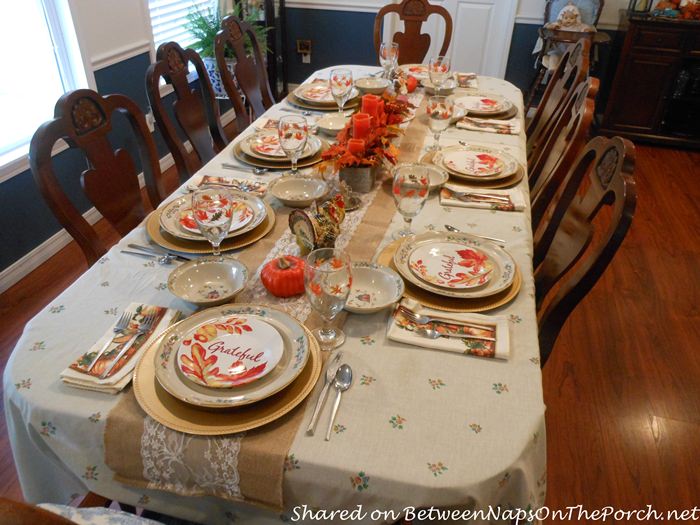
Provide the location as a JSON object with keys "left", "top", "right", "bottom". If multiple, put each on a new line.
{"left": 159, "top": 191, "right": 267, "bottom": 242}
{"left": 434, "top": 145, "right": 519, "bottom": 182}
{"left": 240, "top": 132, "right": 321, "bottom": 161}
{"left": 294, "top": 83, "right": 359, "bottom": 105}
{"left": 453, "top": 93, "right": 513, "bottom": 116}
{"left": 393, "top": 231, "right": 516, "bottom": 299}
{"left": 408, "top": 242, "right": 494, "bottom": 289}
{"left": 154, "top": 305, "right": 311, "bottom": 408}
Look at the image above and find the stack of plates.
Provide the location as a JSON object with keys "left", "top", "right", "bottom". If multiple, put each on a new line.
{"left": 133, "top": 304, "right": 322, "bottom": 435}
{"left": 287, "top": 83, "right": 361, "bottom": 111}
{"left": 147, "top": 190, "right": 275, "bottom": 255}
{"left": 379, "top": 232, "right": 522, "bottom": 313}
{"left": 233, "top": 131, "right": 327, "bottom": 170}
{"left": 400, "top": 64, "right": 429, "bottom": 81}
{"left": 433, "top": 144, "right": 523, "bottom": 186}
{"left": 453, "top": 93, "right": 516, "bottom": 119}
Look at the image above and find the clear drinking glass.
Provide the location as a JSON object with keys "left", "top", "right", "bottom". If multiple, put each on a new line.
{"left": 329, "top": 68, "right": 353, "bottom": 115}
{"left": 428, "top": 55, "right": 452, "bottom": 95}
{"left": 392, "top": 164, "right": 429, "bottom": 239}
{"left": 192, "top": 188, "right": 235, "bottom": 259}
{"left": 304, "top": 248, "right": 352, "bottom": 350}
{"left": 426, "top": 96, "right": 454, "bottom": 151}
{"left": 278, "top": 115, "right": 309, "bottom": 176}
{"left": 379, "top": 42, "right": 399, "bottom": 79}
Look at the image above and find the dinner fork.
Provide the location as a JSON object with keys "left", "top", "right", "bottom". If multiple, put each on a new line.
{"left": 307, "top": 351, "right": 343, "bottom": 435}
{"left": 443, "top": 225, "right": 506, "bottom": 246}
{"left": 86, "top": 311, "right": 132, "bottom": 372}
{"left": 99, "top": 314, "right": 156, "bottom": 379}
{"left": 398, "top": 305, "right": 494, "bottom": 332}
{"left": 415, "top": 327, "right": 496, "bottom": 343}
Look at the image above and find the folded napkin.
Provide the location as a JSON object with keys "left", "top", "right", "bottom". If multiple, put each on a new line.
{"left": 61, "top": 303, "right": 180, "bottom": 394}
{"left": 440, "top": 183, "right": 526, "bottom": 212}
{"left": 387, "top": 299, "right": 510, "bottom": 360}
{"left": 455, "top": 72, "right": 478, "bottom": 89}
{"left": 456, "top": 116, "right": 521, "bottom": 135}
{"left": 187, "top": 175, "right": 268, "bottom": 196}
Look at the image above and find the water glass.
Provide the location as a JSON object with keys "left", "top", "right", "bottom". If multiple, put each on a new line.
{"left": 392, "top": 164, "right": 429, "bottom": 239}
{"left": 330, "top": 68, "right": 353, "bottom": 114}
{"left": 428, "top": 56, "right": 452, "bottom": 95}
{"left": 426, "top": 96, "right": 454, "bottom": 151}
{"left": 278, "top": 115, "right": 309, "bottom": 176}
{"left": 379, "top": 42, "right": 399, "bottom": 78}
{"left": 304, "top": 248, "right": 352, "bottom": 350}
{"left": 192, "top": 188, "right": 235, "bottom": 258}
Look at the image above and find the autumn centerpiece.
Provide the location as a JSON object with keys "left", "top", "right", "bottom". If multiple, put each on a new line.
{"left": 320, "top": 93, "right": 415, "bottom": 192}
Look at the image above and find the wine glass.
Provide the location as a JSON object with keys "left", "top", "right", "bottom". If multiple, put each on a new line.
{"left": 191, "top": 188, "right": 235, "bottom": 259}
{"left": 379, "top": 42, "right": 399, "bottom": 79}
{"left": 428, "top": 55, "right": 452, "bottom": 95}
{"left": 426, "top": 96, "right": 454, "bottom": 151}
{"left": 278, "top": 115, "right": 309, "bottom": 177}
{"left": 392, "top": 164, "right": 429, "bottom": 239}
{"left": 304, "top": 248, "right": 352, "bottom": 350}
{"left": 329, "top": 68, "right": 353, "bottom": 115}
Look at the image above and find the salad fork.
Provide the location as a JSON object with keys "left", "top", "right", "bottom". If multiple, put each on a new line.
{"left": 415, "top": 327, "right": 496, "bottom": 343}
{"left": 87, "top": 311, "right": 131, "bottom": 372}
{"left": 99, "top": 314, "right": 156, "bottom": 379}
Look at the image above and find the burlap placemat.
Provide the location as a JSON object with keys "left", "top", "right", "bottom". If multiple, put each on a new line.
{"left": 104, "top": 97, "right": 429, "bottom": 511}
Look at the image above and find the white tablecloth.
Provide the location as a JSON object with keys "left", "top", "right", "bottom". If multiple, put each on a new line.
{"left": 4, "top": 66, "right": 545, "bottom": 524}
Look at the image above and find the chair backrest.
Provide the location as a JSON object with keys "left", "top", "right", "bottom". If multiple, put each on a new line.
{"left": 373, "top": 0, "right": 453, "bottom": 65}
{"left": 534, "top": 136, "right": 637, "bottom": 364}
{"left": 545, "top": 0, "right": 604, "bottom": 26}
{"left": 29, "top": 89, "right": 166, "bottom": 266}
{"left": 526, "top": 38, "right": 590, "bottom": 163}
{"left": 146, "top": 42, "right": 228, "bottom": 182}
{"left": 215, "top": 15, "right": 275, "bottom": 126}
{"left": 530, "top": 76, "right": 597, "bottom": 232}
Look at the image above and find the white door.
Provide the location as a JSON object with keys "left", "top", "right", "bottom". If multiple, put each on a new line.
{"left": 382, "top": 0, "right": 518, "bottom": 78}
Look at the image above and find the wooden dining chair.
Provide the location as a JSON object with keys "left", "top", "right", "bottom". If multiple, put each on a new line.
{"left": 215, "top": 14, "right": 275, "bottom": 127}
{"left": 29, "top": 89, "right": 168, "bottom": 267}
{"left": 530, "top": 76, "right": 597, "bottom": 232}
{"left": 526, "top": 38, "right": 590, "bottom": 166}
{"left": 373, "top": 0, "right": 453, "bottom": 65}
{"left": 146, "top": 42, "right": 229, "bottom": 182}
{"left": 534, "top": 136, "right": 637, "bottom": 365}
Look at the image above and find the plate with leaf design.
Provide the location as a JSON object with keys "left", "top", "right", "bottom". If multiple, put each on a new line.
{"left": 154, "top": 304, "right": 311, "bottom": 408}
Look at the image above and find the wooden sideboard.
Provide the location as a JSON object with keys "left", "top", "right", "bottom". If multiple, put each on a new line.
{"left": 600, "top": 12, "right": 700, "bottom": 149}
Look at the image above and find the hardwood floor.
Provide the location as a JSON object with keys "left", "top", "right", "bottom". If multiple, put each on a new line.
{"left": 1, "top": 144, "right": 699, "bottom": 517}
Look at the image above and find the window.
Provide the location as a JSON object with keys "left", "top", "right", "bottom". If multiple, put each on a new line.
{"left": 0, "top": 0, "right": 87, "bottom": 172}
{"left": 147, "top": 0, "right": 216, "bottom": 51}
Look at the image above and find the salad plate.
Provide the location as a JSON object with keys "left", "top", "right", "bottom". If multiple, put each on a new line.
{"left": 393, "top": 232, "right": 516, "bottom": 299}
{"left": 159, "top": 191, "right": 267, "bottom": 242}
{"left": 294, "top": 83, "right": 359, "bottom": 105}
{"left": 400, "top": 64, "right": 429, "bottom": 80}
{"left": 408, "top": 242, "right": 493, "bottom": 289}
{"left": 240, "top": 132, "right": 321, "bottom": 161}
{"left": 154, "top": 304, "right": 311, "bottom": 408}
{"left": 434, "top": 145, "right": 519, "bottom": 182}
{"left": 453, "top": 93, "right": 513, "bottom": 116}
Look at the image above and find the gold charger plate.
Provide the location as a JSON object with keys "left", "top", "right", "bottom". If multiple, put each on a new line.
{"left": 133, "top": 320, "right": 322, "bottom": 435}
{"left": 286, "top": 92, "right": 360, "bottom": 112}
{"left": 233, "top": 142, "right": 325, "bottom": 170}
{"left": 377, "top": 239, "right": 522, "bottom": 313}
{"left": 421, "top": 151, "right": 525, "bottom": 189}
{"left": 146, "top": 202, "right": 276, "bottom": 254}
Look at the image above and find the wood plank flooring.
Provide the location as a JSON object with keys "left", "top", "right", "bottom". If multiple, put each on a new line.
{"left": 1, "top": 144, "right": 699, "bottom": 518}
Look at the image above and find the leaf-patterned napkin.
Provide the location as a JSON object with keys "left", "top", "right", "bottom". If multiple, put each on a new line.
{"left": 60, "top": 303, "right": 180, "bottom": 394}
{"left": 387, "top": 299, "right": 510, "bottom": 360}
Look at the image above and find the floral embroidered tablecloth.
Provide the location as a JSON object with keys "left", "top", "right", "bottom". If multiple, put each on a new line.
{"left": 4, "top": 65, "right": 545, "bottom": 524}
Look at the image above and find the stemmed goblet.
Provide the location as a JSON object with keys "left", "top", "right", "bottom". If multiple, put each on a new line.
{"left": 277, "top": 115, "right": 309, "bottom": 177}
{"left": 304, "top": 248, "right": 352, "bottom": 350}
{"left": 392, "top": 164, "right": 429, "bottom": 239}
{"left": 426, "top": 96, "right": 454, "bottom": 151}
{"left": 192, "top": 187, "right": 235, "bottom": 259}
{"left": 379, "top": 42, "right": 399, "bottom": 79}
{"left": 329, "top": 68, "right": 354, "bottom": 115}
{"left": 428, "top": 55, "right": 452, "bottom": 95}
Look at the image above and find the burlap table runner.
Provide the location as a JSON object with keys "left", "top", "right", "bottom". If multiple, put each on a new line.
{"left": 104, "top": 96, "right": 428, "bottom": 511}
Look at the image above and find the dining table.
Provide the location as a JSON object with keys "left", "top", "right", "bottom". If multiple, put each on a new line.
{"left": 3, "top": 65, "right": 546, "bottom": 524}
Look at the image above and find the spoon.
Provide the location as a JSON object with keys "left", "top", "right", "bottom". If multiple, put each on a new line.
{"left": 306, "top": 351, "right": 343, "bottom": 435}
{"left": 415, "top": 327, "right": 496, "bottom": 343}
{"left": 120, "top": 250, "right": 174, "bottom": 265}
{"left": 325, "top": 364, "right": 353, "bottom": 441}
{"left": 443, "top": 225, "right": 506, "bottom": 246}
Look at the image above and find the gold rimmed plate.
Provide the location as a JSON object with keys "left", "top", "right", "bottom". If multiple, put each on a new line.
{"left": 233, "top": 141, "right": 326, "bottom": 170}
{"left": 421, "top": 151, "right": 525, "bottom": 189}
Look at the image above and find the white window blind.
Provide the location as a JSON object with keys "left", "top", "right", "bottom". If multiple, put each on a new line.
{"left": 148, "top": 0, "right": 217, "bottom": 50}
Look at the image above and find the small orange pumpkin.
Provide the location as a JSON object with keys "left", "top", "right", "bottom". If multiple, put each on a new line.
{"left": 261, "top": 256, "right": 305, "bottom": 298}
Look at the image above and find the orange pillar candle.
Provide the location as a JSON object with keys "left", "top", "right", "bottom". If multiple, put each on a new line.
{"left": 352, "top": 113, "right": 371, "bottom": 141}
{"left": 361, "top": 94, "right": 380, "bottom": 120}
{"left": 347, "top": 138, "right": 365, "bottom": 156}
{"left": 377, "top": 98, "right": 385, "bottom": 118}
